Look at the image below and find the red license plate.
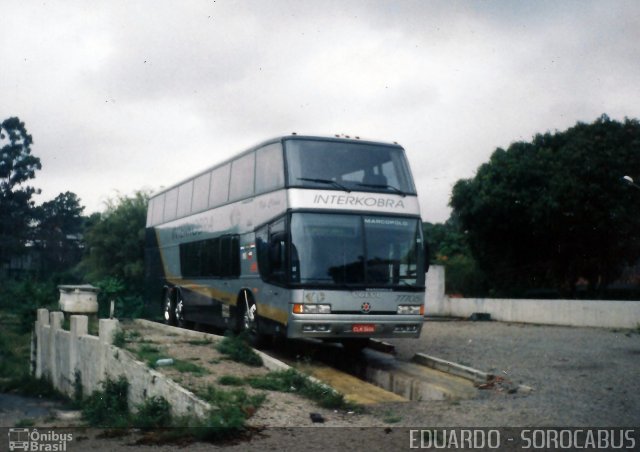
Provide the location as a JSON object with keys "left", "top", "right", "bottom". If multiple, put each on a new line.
{"left": 352, "top": 324, "right": 375, "bottom": 333}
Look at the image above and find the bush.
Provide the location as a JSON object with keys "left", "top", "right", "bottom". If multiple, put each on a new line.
{"left": 134, "top": 396, "right": 172, "bottom": 430}
{"left": 82, "top": 376, "right": 130, "bottom": 428}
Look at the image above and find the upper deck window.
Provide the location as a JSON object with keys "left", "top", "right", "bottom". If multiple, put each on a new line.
{"left": 284, "top": 139, "right": 416, "bottom": 195}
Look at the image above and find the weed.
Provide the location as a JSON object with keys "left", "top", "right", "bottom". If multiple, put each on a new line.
{"left": 134, "top": 396, "right": 172, "bottom": 430}
{"left": 15, "top": 419, "right": 35, "bottom": 428}
{"left": 197, "top": 385, "right": 266, "bottom": 419}
{"left": 173, "top": 359, "right": 209, "bottom": 375}
{"left": 382, "top": 410, "right": 402, "bottom": 424}
{"left": 215, "top": 334, "right": 263, "bottom": 367}
{"left": 112, "top": 329, "right": 126, "bottom": 348}
{"left": 134, "top": 344, "right": 164, "bottom": 367}
{"left": 246, "top": 368, "right": 351, "bottom": 409}
{"left": 82, "top": 376, "right": 130, "bottom": 428}
{"left": 218, "top": 375, "right": 245, "bottom": 386}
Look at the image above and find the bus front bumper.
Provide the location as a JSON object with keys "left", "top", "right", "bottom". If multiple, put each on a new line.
{"left": 286, "top": 313, "right": 423, "bottom": 339}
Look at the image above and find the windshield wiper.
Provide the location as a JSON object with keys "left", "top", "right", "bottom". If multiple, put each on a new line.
{"left": 298, "top": 177, "right": 351, "bottom": 192}
{"left": 357, "top": 183, "right": 406, "bottom": 197}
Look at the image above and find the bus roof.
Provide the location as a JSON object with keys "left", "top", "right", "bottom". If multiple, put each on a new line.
{"left": 149, "top": 135, "right": 404, "bottom": 200}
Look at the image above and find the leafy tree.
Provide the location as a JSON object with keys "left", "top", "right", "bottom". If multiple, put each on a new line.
{"left": 33, "top": 191, "right": 85, "bottom": 274}
{"left": 450, "top": 115, "right": 640, "bottom": 297}
{"left": 0, "top": 117, "right": 41, "bottom": 265}
{"left": 80, "top": 191, "right": 150, "bottom": 295}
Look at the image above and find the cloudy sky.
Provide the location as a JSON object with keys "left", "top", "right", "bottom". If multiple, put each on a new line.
{"left": 2, "top": 0, "right": 639, "bottom": 223}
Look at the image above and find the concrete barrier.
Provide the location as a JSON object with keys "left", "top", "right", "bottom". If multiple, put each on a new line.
{"left": 33, "top": 309, "right": 211, "bottom": 419}
{"left": 425, "top": 265, "right": 640, "bottom": 329}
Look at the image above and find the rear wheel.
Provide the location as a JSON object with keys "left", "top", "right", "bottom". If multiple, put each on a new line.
{"left": 163, "top": 289, "right": 176, "bottom": 326}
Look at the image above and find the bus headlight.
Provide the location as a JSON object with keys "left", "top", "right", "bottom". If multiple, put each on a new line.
{"left": 397, "top": 305, "right": 424, "bottom": 315}
{"left": 293, "top": 303, "right": 332, "bottom": 314}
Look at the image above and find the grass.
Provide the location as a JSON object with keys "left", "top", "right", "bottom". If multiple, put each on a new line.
{"left": 215, "top": 334, "right": 263, "bottom": 367}
{"left": 129, "top": 343, "right": 208, "bottom": 375}
{"left": 381, "top": 410, "right": 402, "bottom": 424}
{"left": 246, "top": 368, "right": 353, "bottom": 410}
{"left": 218, "top": 375, "right": 245, "bottom": 386}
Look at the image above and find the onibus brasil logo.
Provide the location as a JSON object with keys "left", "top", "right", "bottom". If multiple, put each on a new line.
{"left": 8, "top": 428, "right": 72, "bottom": 451}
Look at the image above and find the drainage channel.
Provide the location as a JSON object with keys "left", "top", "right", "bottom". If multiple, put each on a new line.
{"left": 259, "top": 339, "right": 483, "bottom": 405}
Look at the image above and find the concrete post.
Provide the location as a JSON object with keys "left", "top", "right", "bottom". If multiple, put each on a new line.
{"left": 98, "top": 319, "right": 119, "bottom": 382}
{"left": 99, "top": 318, "right": 119, "bottom": 345}
{"left": 49, "top": 311, "right": 64, "bottom": 388}
{"left": 69, "top": 315, "right": 88, "bottom": 398}
{"left": 426, "top": 265, "right": 446, "bottom": 315}
{"left": 35, "top": 309, "right": 49, "bottom": 378}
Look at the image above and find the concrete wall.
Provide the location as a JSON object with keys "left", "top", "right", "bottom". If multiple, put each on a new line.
{"left": 33, "top": 309, "right": 211, "bottom": 419}
{"left": 425, "top": 265, "right": 640, "bottom": 329}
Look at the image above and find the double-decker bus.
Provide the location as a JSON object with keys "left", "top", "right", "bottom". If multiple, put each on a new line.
{"left": 145, "top": 135, "right": 428, "bottom": 350}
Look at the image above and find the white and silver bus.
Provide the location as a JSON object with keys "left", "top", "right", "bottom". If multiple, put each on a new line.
{"left": 145, "top": 135, "right": 428, "bottom": 350}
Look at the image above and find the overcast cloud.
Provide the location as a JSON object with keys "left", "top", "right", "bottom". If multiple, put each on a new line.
{"left": 2, "top": 0, "right": 639, "bottom": 222}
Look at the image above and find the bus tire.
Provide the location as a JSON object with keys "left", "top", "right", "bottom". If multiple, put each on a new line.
{"left": 163, "top": 288, "right": 177, "bottom": 326}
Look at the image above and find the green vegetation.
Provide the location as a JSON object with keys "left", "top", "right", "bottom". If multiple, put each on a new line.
{"left": 450, "top": 115, "right": 640, "bottom": 298}
{"left": 217, "top": 375, "right": 245, "bottom": 386}
{"left": 246, "top": 368, "right": 350, "bottom": 409}
{"left": 134, "top": 396, "right": 173, "bottom": 430}
{"left": 82, "top": 376, "right": 130, "bottom": 428}
{"left": 127, "top": 342, "right": 208, "bottom": 375}
{"left": 80, "top": 375, "right": 264, "bottom": 441}
{"left": 381, "top": 410, "right": 402, "bottom": 424}
{"left": 215, "top": 334, "right": 263, "bottom": 367}
{"left": 173, "top": 360, "right": 209, "bottom": 376}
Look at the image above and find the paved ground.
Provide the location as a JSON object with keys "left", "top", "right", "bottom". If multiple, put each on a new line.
{"left": 383, "top": 319, "right": 640, "bottom": 427}
{"left": 2, "top": 319, "right": 639, "bottom": 451}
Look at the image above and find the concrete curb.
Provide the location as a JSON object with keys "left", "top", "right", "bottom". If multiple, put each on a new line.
{"left": 411, "top": 353, "right": 535, "bottom": 394}
{"left": 411, "top": 352, "right": 493, "bottom": 384}
{"left": 133, "top": 319, "right": 290, "bottom": 372}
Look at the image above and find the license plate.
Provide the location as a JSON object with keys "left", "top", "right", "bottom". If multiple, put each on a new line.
{"left": 352, "top": 324, "right": 375, "bottom": 333}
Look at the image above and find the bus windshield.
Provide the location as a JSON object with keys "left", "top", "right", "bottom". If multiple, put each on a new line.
{"left": 284, "top": 139, "right": 416, "bottom": 195}
{"left": 290, "top": 213, "right": 425, "bottom": 288}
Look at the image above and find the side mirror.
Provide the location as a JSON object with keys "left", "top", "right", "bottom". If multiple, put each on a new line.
{"left": 424, "top": 241, "right": 430, "bottom": 273}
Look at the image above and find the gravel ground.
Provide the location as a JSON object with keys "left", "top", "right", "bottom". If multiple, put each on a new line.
{"left": 383, "top": 319, "right": 640, "bottom": 427}
{"left": 3, "top": 319, "right": 639, "bottom": 451}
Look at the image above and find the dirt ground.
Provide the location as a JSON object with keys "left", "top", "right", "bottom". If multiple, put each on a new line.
{"left": 2, "top": 319, "right": 639, "bottom": 451}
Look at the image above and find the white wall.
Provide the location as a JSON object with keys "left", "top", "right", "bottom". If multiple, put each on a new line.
{"left": 425, "top": 265, "right": 640, "bottom": 329}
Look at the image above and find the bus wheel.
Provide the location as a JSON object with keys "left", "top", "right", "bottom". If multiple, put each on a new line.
{"left": 341, "top": 338, "right": 370, "bottom": 354}
{"left": 163, "top": 289, "right": 177, "bottom": 326}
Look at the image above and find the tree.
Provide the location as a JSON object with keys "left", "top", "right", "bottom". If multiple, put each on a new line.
{"left": 423, "top": 217, "right": 487, "bottom": 296}
{"left": 80, "top": 191, "right": 150, "bottom": 294}
{"left": 450, "top": 115, "right": 640, "bottom": 297}
{"left": 33, "top": 191, "right": 85, "bottom": 274}
{"left": 0, "top": 117, "right": 41, "bottom": 265}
